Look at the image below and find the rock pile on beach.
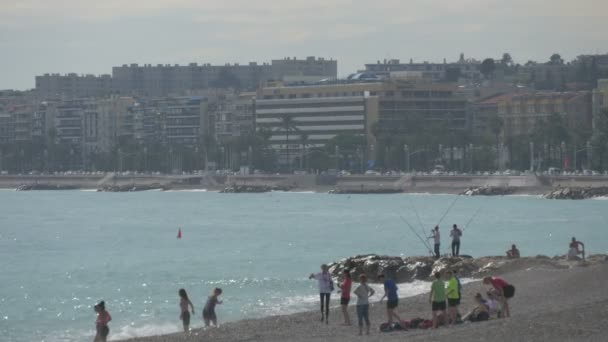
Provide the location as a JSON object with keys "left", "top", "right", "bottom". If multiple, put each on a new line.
{"left": 328, "top": 188, "right": 403, "bottom": 194}
{"left": 543, "top": 187, "right": 608, "bottom": 199}
{"left": 460, "top": 186, "right": 515, "bottom": 196}
{"left": 220, "top": 184, "right": 293, "bottom": 193}
{"left": 97, "top": 183, "right": 168, "bottom": 192}
{"left": 327, "top": 253, "right": 608, "bottom": 283}
{"left": 16, "top": 183, "right": 79, "bottom": 191}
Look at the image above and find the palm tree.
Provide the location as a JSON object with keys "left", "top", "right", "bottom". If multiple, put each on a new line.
{"left": 300, "top": 132, "right": 309, "bottom": 170}
{"left": 280, "top": 114, "right": 298, "bottom": 172}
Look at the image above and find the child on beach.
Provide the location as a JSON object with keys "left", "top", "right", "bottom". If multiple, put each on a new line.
{"left": 203, "top": 288, "right": 223, "bottom": 327}
{"left": 353, "top": 274, "right": 375, "bottom": 335}
{"left": 429, "top": 272, "right": 446, "bottom": 329}
{"left": 338, "top": 269, "right": 352, "bottom": 325}
{"left": 93, "top": 301, "right": 111, "bottom": 342}
{"left": 178, "top": 289, "right": 195, "bottom": 332}
{"left": 309, "top": 264, "right": 334, "bottom": 324}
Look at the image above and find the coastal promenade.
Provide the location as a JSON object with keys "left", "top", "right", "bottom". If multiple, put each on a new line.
{"left": 3, "top": 173, "right": 608, "bottom": 194}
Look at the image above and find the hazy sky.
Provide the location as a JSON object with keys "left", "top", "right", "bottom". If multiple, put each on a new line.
{"left": 1, "top": 0, "right": 607, "bottom": 90}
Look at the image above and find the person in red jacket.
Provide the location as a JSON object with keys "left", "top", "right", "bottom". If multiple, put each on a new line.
{"left": 483, "top": 276, "right": 515, "bottom": 318}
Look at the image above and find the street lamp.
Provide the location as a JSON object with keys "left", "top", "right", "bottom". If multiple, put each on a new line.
{"left": 403, "top": 144, "right": 410, "bottom": 173}
{"left": 143, "top": 146, "right": 148, "bottom": 172}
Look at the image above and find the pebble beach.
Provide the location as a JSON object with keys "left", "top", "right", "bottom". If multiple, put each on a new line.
{"left": 122, "top": 258, "right": 608, "bottom": 342}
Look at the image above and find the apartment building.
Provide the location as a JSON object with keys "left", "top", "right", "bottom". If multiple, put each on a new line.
{"left": 35, "top": 73, "right": 113, "bottom": 99}
{"left": 272, "top": 56, "right": 337, "bottom": 84}
{"left": 363, "top": 58, "right": 481, "bottom": 82}
{"left": 255, "top": 83, "right": 381, "bottom": 166}
{"left": 478, "top": 91, "right": 592, "bottom": 137}
{"left": 210, "top": 91, "right": 255, "bottom": 141}
{"left": 376, "top": 80, "right": 469, "bottom": 133}
{"left": 592, "top": 79, "right": 608, "bottom": 130}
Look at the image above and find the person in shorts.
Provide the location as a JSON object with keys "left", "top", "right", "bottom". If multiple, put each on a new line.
{"left": 378, "top": 273, "right": 403, "bottom": 326}
{"left": 354, "top": 274, "right": 375, "bottom": 335}
{"left": 338, "top": 269, "right": 352, "bottom": 325}
{"left": 445, "top": 270, "right": 460, "bottom": 325}
{"left": 93, "top": 300, "right": 111, "bottom": 342}
{"left": 483, "top": 276, "right": 515, "bottom": 318}
{"left": 429, "top": 272, "right": 446, "bottom": 329}
{"left": 178, "top": 289, "right": 195, "bottom": 332}
{"left": 203, "top": 288, "right": 223, "bottom": 327}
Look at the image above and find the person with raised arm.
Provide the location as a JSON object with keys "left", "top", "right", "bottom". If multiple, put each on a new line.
{"left": 309, "top": 264, "right": 333, "bottom": 324}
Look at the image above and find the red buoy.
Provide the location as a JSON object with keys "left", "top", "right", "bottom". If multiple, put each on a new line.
{"left": 177, "top": 228, "right": 182, "bottom": 239}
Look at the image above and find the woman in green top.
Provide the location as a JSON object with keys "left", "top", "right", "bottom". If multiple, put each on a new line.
{"left": 429, "top": 272, "right": 446, "bottom": 329}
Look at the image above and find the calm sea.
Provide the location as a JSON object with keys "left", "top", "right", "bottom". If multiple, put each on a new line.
{"left": 0, "top": 190, "right": 606, "bottom": 341}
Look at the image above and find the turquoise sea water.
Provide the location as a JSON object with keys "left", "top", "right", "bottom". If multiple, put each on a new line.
{"left": 0, "top": 190, "right": 607, "bottom": 341}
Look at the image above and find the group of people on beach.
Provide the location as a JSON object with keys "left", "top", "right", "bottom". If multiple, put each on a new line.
{"left": 92, "top": 287, "right": 223, "bottom": 341}
{"left": 310, "top": 264, "right": 517, "bottom": 335}
{"left": 92, "top": 233, "right": 584, "bottom": 340}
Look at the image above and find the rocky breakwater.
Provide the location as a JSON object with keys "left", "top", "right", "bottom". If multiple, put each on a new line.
{"left": 328, "top": 188, "right": 403, "bottom": 194}
{"left": 461, "top": 186, "right": 515, "bottom": 196}
{"left": 220, "top": 184, "right": 293, "bottom": 193}
{"left": 544, "top": 187, "right": 608, "bottom": 200}
{"left": 97, "top": 183, "right": 168, "bottom": 192}
{"left": 16, "top": 183, "right": 80, "bottom": 191}
{"left": 327, "top": 253, "right": 608, "bottom": 283}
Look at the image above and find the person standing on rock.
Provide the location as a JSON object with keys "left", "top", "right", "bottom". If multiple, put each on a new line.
{"left": 378, "top": 273, "right": 403, "bottom": 327}
{"left": 338, "top": 269, "right": 352, "bottom": 325}
{"left": 450, "top": 224, "right": 462, "bottom": 257}
{"left": 428, "top": 226, "right": 441, "bottom": 259}
{"left": 309, "top": 264, "right": 334, "bottom": 324}
{"left": 483, "top": 276, "right": 515, "bottom": 318}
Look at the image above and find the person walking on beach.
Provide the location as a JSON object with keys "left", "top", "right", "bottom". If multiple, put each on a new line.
{"left": 93, "top": 301, "right": 111, "bottom": 342}
{"left": 309, "top": 264, "right": 334, "bottom": 324}
{"left": 429, "top": 226, "right": 441, "bottom": 259}
{"left": 338, "top": 269, "right": 352, "bottom": 325}
{"left": 378, "top": 273, "right": 403, "bottom": 326}
{"left": 445, "top": 270, "right": 460, "bottom": 325}
{"left": 429, "top": 272, "right": 446, "bottom": 329}
{"left": 354, "top": 274, "right": 375, "bottom": 336}
{"left": 568, "top": 237, "right": 585, "bottom": 260}
{"left": 450, "top": 224, "right": 462, "bottom": 257}
{"left": 178, "top": 289, "right": 195, "bottom": 332}
{"left": 483, "top": 276, "right": 515, "bottom": 318}
{"left": 506, "top": 244, "right": 520, "bottom": 259}
{"left": 202, "top": 288, "right": 223, "bottom": 327}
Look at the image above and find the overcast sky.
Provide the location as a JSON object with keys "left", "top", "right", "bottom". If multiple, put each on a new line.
{"left": 1, "top": 0, "right": 607, "bottom": 90}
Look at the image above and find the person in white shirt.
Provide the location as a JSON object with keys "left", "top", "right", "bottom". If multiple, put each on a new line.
{"left": 353, "top": 274, "right": 375, "bottom": 335}
{"left": 309, "top": 264, "right": 333, "bottom": 324}
{"left": 428, "top": 226, "right": 441, "bottom": 259}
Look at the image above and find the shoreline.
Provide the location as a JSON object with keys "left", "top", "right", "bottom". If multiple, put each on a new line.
{"left": 121, "top": 257, "right": 608, "bottom": 342}
{"left": 4, "top": 173, "right": 608, "bottom": 197}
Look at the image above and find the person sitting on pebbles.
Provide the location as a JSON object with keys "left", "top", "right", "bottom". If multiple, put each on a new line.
{"left": 567, "top": 237, "right": 585, "bottom": 260}
{"left": 506, "top": 244, "right": 520, "bottom": 259}
{"left": 462, "top": 293, "right": 489, "bottom": 322}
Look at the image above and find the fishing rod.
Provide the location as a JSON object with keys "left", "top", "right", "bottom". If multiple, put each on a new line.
{"left": 410, "top": 200, "right": 434, "bottom": 252}
{"left": 436, "top": 196, "right": 459, "bottom": 227}
{"left": 463, "top": 207, "right": 482, "bottom": 231}
{"left": 399, "top": 214, "right": 434, "bottom": 256}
